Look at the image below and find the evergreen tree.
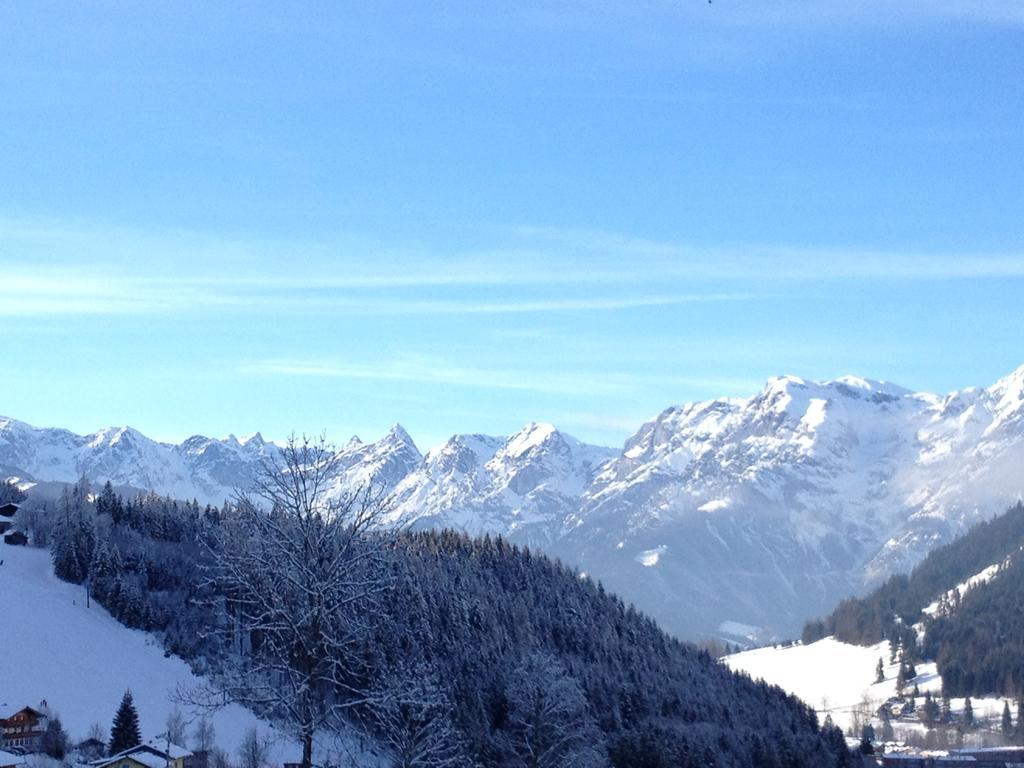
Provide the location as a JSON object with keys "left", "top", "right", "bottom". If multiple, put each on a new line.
{"left": 875, "top": 658, "right": 885, "bottom": 684}
{"left": 962, "top": 697, "right": 974, "bottom": 728}
{"left": 0, "top": 479, "right": 27, "bottom": 504}
{"left": 110, "top": 690, "right": 142, "bottom": 755}
{"left": 921, "top": 692, "right": 939, "bottom": 726}
{"left": 1002, "top": 701, "right": 1013, "bottom": 737}
{"left": 41, "top": 716, "right": 69, "bottom": 759}
{"left": 879, "top": 710, "right": 894, "bottom": 742}
{"left": 858, "top": 733, "right": 874, "bottom": 755}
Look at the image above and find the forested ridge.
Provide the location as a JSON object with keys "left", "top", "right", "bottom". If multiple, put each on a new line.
{"left": 10, "top": 476, "right": 852, "bottom": 768}
{"left": 802, "top": 502, "right": 1024, "bottom": 698}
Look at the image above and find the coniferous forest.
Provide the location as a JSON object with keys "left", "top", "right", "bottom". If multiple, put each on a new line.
{"left": 17, "top": 477, "right": 852, "bottom": 768}
{"left": 802, "top": 502, "right": 1024, "bottom": 698}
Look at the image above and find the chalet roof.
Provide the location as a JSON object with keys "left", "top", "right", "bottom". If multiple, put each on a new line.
{"left": 117, "top": 753, "right": 168, "bottom": 768}
{"left": 94, "top": 740, "right": 192, "bottom": 768}
{"left": 0, "top": 706, "right": 43, "bottom": 721}
{"left": 0, "top": 750, "right": 27, "bottom": 768}
{"left": 142, "top": 739, "right": 192, "bottom": 760}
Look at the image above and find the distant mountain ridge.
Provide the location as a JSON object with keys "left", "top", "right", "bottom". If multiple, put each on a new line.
{"left": 4, "top": 363, "right": 1024, "bottom": 640}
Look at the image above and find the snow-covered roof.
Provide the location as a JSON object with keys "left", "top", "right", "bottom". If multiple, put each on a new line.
{"left": 142, "top": 739, "right": 191, "bottom": 760}
{"left": 0, "top": 751, "right": 26, "bottom": 768}
{"left": 96, "top": 740, "right": 192, "bottom": 768}
{"left": 121, "top": 752, "right": 169, "bottom": 768}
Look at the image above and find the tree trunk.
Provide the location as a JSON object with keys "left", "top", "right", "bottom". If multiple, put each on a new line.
{"left": 302, "top": 727, "right": 313, "bottom": 768}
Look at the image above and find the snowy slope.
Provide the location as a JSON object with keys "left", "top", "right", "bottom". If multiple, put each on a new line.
{"left": 0, "top": 545, "right": 389, "bottom": 766}
{"left": 724, "top": 637, "right": 1010, "bottom": 735}
{"left": 0, "top": 545, "right": 290, "bottom": 757}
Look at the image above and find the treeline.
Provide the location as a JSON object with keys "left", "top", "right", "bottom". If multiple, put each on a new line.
{"left": 925, "top": 556, "right": 1024, "bottom": 696}
{"left": 20, "top": 479, "right": 853, "bottom": 768}
{"left": 802, "top": 503, "right": 1024, "bottom": 649}
{"left": 800, "top": 502, "right": 1024, "bottom": 698}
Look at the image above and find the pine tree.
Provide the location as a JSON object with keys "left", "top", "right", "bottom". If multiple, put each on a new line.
{"left": 875, "top": 657, "right": 885, "bottom": 684}
{"left": 1002, "top": 701, "right": 1013, "bottom": 737}
{"left": 879, "top": 710, "right": 894, "bottom": 742}
{"left": 41, "top": 716, "right": 69, "bottom": 759}
{"left": 1016, "top": 698, "right": 1024, "bottom": 743}
{"left": 110, "top": 690, "right": 142, "bottom": 755}
{"left": 921, "top": 692, "right": 939, "bottom": 726}
{"left": 963, "top": 697, "right": 974, "bottom": 728}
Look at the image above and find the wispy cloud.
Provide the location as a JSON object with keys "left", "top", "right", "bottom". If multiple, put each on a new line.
{"left": 241, "top": 357, "right": 767, "bottom": 401}
{"left": 241, "top": 358, "right": 612, "bottom": 396}
{"left": 0, "top": 264, "right": 751, "bottom": 317}
{"left": 4, "top": 214, "right": 1024, "bottom": 319}
{"left": 511, "top": 226, "right": 1024, "bottom": 282}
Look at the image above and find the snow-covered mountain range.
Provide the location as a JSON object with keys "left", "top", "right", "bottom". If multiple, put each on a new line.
{"left": 4, "top": 364, "right": 1024, "bottom": 640}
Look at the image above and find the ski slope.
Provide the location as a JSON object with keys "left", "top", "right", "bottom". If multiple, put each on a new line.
{"left": 0, "top": 545, "right": 305, "bottom": 761}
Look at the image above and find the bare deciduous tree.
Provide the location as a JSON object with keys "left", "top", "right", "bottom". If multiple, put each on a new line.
{"left": 179, "top": 434, "right": 394, "bottom": 768}
{"left": 237, "top": 727, "right": 271, "bottom": 768}
{"left": 503, "top": 653, "right": 609, "bottom": 768}
{"left": 367, "top": 666, "right": 469, "bottom": 768}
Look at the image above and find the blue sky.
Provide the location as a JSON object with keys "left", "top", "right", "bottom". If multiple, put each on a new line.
{"left": 1, "top": 1, "right": 1023, "bottom": 450}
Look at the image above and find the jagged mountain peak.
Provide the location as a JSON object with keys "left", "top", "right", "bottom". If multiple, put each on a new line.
{"left": 987, "top": 363, "right": 1024, "bottom": 412}
{"left": 383, "top": 422, "right": 417, "bottom": 449}
{"left": 88, "top": 424, "right": 147, "bottom": 447}
{"left": 502, "top": 421, "right": 563, "bottom": 457}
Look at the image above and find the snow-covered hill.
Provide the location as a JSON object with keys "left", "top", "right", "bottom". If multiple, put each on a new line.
{"left": 0, "top": 545, "right": 384, "bottom": 765}
{"left": 0, "top": 544, "right": 287, "bottom": 758}
{"left": 5, "top": 363, "right": 1024, "bottom": 639}
{"left": 724, "top": 637, "right": 1010, "bottom": 737}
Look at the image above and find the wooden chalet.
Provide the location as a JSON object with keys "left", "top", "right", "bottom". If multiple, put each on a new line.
{"left": 77, "top": 737, "right": 107, "bottom": 761}
{"left": 0, "top": 705, "right": 48, "bottom": 753}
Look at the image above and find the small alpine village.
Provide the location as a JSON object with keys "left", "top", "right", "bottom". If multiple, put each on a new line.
{"left": 0, "top": 695, "right": 223, "bottom": 768}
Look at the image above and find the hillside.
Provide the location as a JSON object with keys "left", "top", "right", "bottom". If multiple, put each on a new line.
{"left": 10, "top": 484, "right": 853, "bottom": 768}
{"left": 797, "top": 502, "right": 1024, "bottom": 699}
{"left": 725, "top": 636, "right": 1013, "bottom": 741}
{"left": 802, "top": 504, "right": 1024, "bottom": 648}
{"left": 6, "top": 362, "right": 1024, "bottom": 639}
{"left": 0, "top": 544, "right": 301, "bottom": 762}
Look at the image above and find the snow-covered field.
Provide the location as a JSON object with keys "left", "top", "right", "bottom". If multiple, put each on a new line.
{"left": 0, "top": 545, "right": 313, "bottom": 762}
{"left": 725, "top": 637, "right": 1010, "bottom": 734}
